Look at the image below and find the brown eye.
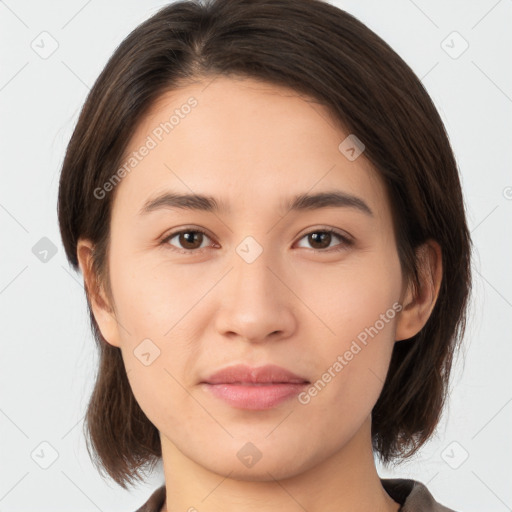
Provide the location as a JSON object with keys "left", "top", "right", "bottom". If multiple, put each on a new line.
{"left": 163, "top": 229, "right": 212, "bottom": 252}
{"left": 296, "top": 229, "right": 353, "bottom": 252}
{"left": 179, "top": 231, "right": 204, "bottom": 250}
{"left": 308, "top": 232, "right": 332, "bottom": 249}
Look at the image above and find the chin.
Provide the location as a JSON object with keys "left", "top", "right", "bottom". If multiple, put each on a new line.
{"left": 194, "top": 442, "right": 320, "bottom": 483}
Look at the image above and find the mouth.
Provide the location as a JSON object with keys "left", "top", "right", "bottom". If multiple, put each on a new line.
{"left": 208, "top": 381, "right": 306, "bottom": 385}
{"left": 200, "top": 364, "right": 310, "bottom": 410}
{"left": 201, "top": 363, "right": 309, "bottom": 385}
{"left": 201, "top": 382, "right": 309, "bottom": 410}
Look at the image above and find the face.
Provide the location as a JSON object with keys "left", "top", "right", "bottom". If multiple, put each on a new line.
{"left": 87, "top": 75, "right": 410, "bottom": 480}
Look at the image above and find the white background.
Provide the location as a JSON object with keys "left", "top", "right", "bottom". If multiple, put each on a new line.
{"left": 1, "top": 1, "right": 511, "bottom": 511}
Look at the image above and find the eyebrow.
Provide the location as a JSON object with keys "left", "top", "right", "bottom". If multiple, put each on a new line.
{"left": 139, "top": 190, "right": 373, "bottom": 217}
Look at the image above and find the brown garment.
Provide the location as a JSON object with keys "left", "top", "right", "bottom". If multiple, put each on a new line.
{"left": 134, "top": 478, "right": 458, "bottom": 512}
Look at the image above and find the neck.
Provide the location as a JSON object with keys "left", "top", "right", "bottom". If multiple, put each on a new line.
{"left": 159, "top": 416, "right": 400, "bottom": 512}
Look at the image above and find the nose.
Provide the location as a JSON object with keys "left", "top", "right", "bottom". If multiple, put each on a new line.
{"left": 213, "top": 241, "right": 297, "bottom": 344}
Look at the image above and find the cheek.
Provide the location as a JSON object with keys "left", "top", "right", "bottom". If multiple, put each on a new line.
{"left": 108, "top": 245, "right": 207, "bottom": 344}
{"left": 108, "top": 248, "right": 212, "bottom": 393}
{"left": 123, "top": 345, "right": 191, "bottom": 431}
{"left": 291, "top": 245, "right": 402, "bottom": 340}
{"left": 295, "top": 251, "right": 402, "bottom": 407}
{"left": 297, "top": 303, "right": 398, "bottom": 430}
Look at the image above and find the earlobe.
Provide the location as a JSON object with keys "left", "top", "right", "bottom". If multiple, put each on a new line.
{"left": 395, "top": 240, "right": 443, "bottom": 342}
{"left": 76, "top": 239, "right": 122, "bottom": 348}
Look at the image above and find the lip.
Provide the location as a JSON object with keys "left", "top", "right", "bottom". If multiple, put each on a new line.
{"left": 202, "top": 364, "right": 309, "bottom": 385}
{"left": 201, "top": 382, "right": 309, "bottom": 410}
{"left": 200, "top": 364, "right": 310, "bottom": 410}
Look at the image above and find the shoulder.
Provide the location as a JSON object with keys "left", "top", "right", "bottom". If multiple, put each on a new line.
{"left": 135, "top": 479, "right": 460, "bottom": 512}
{"left": 133, "top": 485, "right": 166, "bottom": 512}
{"left": 381, "top": 478, "right": 459, "bottom": 511}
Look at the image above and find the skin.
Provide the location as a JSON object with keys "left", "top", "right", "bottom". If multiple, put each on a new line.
{"left": 77, "top": 75, "right": 442, "bottom": 512}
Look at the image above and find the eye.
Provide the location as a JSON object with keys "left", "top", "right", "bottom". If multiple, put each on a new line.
{"left": 161, "top": 227, "right": 353, "bottom": 254}
{"left": 295, "top": 228, "right": 353, "bottom": 252}
{"left": 161, "top": 228, "right": 215, "bottom": 253}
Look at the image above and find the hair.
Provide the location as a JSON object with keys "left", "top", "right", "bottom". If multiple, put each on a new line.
{"left": 57, "top": 0, "right": 472, "bottom": 490}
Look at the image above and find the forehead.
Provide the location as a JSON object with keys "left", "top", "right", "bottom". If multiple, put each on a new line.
{"left": 112, "top": 75, "right": 389, "bottom": 221}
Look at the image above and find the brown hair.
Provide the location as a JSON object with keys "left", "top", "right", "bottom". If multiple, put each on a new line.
{"left": 57, "top": 0, "right": 472, "bottom": 489}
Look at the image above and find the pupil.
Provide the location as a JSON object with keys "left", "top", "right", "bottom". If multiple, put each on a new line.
{"left": 182, "top": 232, "right": 201, "bottom": 249}
{"left": 310, "top": 232, "right": 330, "bottom": 249}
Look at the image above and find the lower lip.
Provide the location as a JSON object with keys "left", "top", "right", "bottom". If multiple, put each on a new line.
{"left": 201, "top": 383, "right": 308, "bottom": 410}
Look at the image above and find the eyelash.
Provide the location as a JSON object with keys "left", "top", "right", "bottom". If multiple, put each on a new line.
{"left": 160, "top": 227, "right": 353, "bottom": 255}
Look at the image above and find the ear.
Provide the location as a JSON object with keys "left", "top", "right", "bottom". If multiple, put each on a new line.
{"left": 76, "top": 238, "right": 122, "bottom": 348}
{"left": 395, "top": 239, "right": 442, "bottom": 342}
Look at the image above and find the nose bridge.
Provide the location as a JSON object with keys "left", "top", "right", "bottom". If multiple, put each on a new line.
{"left": 232, "top": 233, "right": 279, "bottom": 301}
{"left": 214, "top": 232, "right": 296, "bottom": 341}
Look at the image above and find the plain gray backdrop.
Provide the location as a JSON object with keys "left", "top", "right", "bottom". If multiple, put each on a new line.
{"left": 1, "top": 0, "right": 511, "bottom": 511}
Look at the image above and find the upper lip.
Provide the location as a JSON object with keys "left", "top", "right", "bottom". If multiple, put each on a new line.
{"left": 202, "top": 364, "right": 310, "bottom": 384}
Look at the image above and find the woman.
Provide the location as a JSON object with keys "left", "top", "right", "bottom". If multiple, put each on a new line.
{"left": 57, "top": 0, "right": 472, "bottom": 510}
